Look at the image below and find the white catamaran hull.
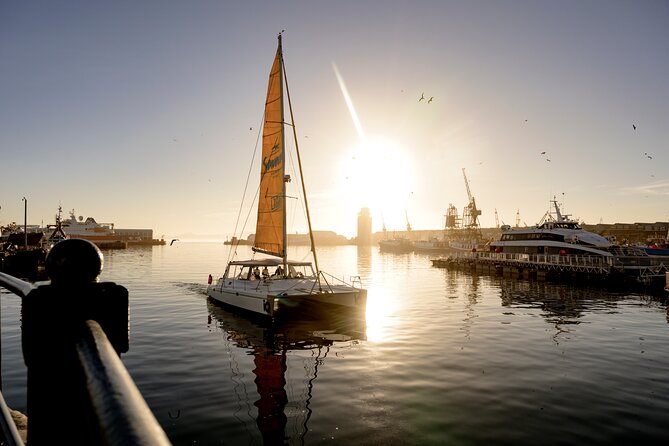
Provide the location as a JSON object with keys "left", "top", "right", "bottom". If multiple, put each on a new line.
{"left": 207, "top": 278, "right": 366, "bottom": 317}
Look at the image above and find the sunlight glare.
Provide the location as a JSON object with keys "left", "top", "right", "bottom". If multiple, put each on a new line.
{"left": 333, "top": 62, "right": 366, "bottom": 143}
{"left": 340, "top": 138, "right": 414, "bottom": 231}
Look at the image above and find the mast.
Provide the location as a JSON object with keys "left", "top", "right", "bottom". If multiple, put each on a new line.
{"left": 281, "top": 35, "right": 322, "bottom": 284}
{"left": 278, "top": 34, "right": 288, "bottom": 269}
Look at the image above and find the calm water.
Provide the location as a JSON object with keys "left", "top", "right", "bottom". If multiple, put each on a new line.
{"left": 2, "top": 243, "right": 669, "bottom": 445}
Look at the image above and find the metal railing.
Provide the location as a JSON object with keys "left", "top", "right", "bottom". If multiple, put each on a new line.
{"left": 441, "top": 251, "right": 668, "bottom": 280}
{"left": 470, "top": 251, "right": 614, "bottom": 268}
{"left": 0, "top": 239, "right": 171, "bottom": 445}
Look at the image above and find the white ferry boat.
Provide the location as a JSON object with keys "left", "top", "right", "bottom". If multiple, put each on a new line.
{"left": 60, "top": 209, "right": 117, "bottom": 241}
{"left": 490, "top": 199, "right": 613, "bottom": 258}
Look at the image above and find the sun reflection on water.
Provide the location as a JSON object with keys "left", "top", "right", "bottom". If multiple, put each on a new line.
{"left": 363, "top": 283, "right": 399, "bottom": 343}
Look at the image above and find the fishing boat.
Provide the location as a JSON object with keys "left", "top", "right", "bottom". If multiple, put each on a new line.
{"left": 378, "top": 212, "right": 414, "bottom": 253}
{"left": 378, "top": 237, "right": 414, "bottom": 253}
{"left": 489, "top": 198, "right": 613, "bottom": 257}
{"left": 57, "top": 208, "right": 126, "bottom": 248}
{"left": 207, "top": 35, "right": 366, "bottom": 318}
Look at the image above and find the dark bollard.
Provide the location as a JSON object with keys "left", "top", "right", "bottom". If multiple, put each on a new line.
{"left": 21, "top": 239, "right": 129, "bottom": 444}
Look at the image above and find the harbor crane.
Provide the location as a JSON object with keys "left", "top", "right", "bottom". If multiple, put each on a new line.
{"left": 461, "top": 168, "right": 481, "bottom": 230}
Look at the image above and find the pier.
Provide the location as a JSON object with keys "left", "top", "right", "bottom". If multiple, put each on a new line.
{"left": 432, "top": 251, "right": 669, "bottom": 287}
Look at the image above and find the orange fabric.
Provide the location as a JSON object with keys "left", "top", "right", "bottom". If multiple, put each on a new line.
{"left": 254, "top": 44, "right": 285, "bottom": 257}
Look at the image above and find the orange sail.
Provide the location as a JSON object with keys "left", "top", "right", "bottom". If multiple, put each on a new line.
{"left": 254, "top": 41, "right": 285, "bottom": 257}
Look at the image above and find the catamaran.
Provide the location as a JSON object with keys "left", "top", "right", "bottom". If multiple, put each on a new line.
{"left": 207, "top": 35, "right": 367, "bottom": 317}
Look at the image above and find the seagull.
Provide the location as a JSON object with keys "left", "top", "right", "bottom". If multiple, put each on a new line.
{"left": 170, "top": 239, "right": 179, "bottom": 246}
{"left": 647, "top": 155, "right": 653, "bottom": 159}
{"left": 419, "top": 93, "right": 425, "bottom": 102}
{"left": 540, "top": 151, "right": 546, "bottom": 155}
{"left": 428, "top": 97, "right": 434, "bottom": 103}
{"left": 546, "top": 159, "right": 551, "bottom": 162}
{"left": 633, "top": 124, "right": 637, "bottom": 130}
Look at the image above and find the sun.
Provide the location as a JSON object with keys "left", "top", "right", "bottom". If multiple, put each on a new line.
{"left": 340, "top": 137, "right": 414, "bottom": 230}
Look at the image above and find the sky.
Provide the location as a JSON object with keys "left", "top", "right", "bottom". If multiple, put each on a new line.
{"left": 1, "top": 0, "right": 668, "bottom": 240}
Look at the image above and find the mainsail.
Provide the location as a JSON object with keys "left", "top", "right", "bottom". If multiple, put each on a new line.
{"left": 254, "top": 39, "right": 286, "bottom": 258}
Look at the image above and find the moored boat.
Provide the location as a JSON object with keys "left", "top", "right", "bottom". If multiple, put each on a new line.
{"left": 490, "top": 198, "right": 613, "bottom": 258}
{"left": 378, "top": 237, "right": 414, "bottom": 253}
{"left": 59, "top": 209, "right": 126, "bottom": 248}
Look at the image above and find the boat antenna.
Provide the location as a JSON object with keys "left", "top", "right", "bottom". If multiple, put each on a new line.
{"left": 281, "top": 37, "right": 322, "bottom": 288}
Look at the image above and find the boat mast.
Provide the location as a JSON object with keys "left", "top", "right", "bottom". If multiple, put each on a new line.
{"left": 281, "top": 35, "right": 322, "bottom": 284}
{"left": 278, "top": 34, "right": 288, "bottom": 270}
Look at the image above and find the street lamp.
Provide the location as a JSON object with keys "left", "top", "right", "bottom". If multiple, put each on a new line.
{"left": 22, "top": 197, "right": 27, "bottom": 249}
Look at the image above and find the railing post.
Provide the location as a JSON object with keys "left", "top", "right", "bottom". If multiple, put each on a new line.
{"left": 21, "top": 239, "right": 129, "bottom": 444}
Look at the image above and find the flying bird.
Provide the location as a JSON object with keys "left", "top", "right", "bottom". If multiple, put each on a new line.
{"left": 170, "top": 239, "right": 179, "bottom": 246}
{"left": 419, "top": 93, "right": 425, "bottom": 102}
{"left": 249, "top": 127, "right": 252, "bottom": 130}
{"left": 540, "top": 151, "right": 546, "bottom": 155}
{"left": 633, "top": 124, "right": 637, "bottom": 130}
{"left": 546, "top": 159, "right": 551, "bottom": 162}
{"left": 428, "top": 97, "right": 434, "bottom": 103}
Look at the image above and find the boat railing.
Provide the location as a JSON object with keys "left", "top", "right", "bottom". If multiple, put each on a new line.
{"left": 317, "top": 271, "right": 363, "bottom": 292}
{"left": 460, "top": 251, "right": 615, "bottom": 268}
{"left": 0, "top": 239, "right": 171, "bottom": 445}
{"left": 350, "top": 275, "right": 364, "bottom": 289}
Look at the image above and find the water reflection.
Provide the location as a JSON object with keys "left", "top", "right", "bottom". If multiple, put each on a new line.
{"left": 494, "top": 276, "right": 669, "bottom": 344}
{"left": 499, "top": 279, "right": 618, "bottom": 320}
{"left": 206, "top": 299, "right": 366, "bottom": 445}
{"left": 355, "top": 245, "right": 372, "bottom": 279}
{"left": 438, "top": 269, "right": 483, "bottom": 340}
